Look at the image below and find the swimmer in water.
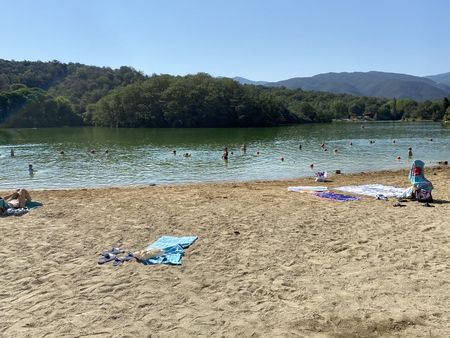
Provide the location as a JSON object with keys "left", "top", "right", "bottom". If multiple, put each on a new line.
{"left": 28, "top": 164, "right": 35, "bottom": 175}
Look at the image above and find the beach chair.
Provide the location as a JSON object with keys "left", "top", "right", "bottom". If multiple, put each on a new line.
{"left": 408, "top": 160, "right": 433, "bottom": 201}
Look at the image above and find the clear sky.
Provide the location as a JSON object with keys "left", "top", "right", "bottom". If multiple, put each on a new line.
{"left": 1, "top": 0, "right": 449, "bottom": 81}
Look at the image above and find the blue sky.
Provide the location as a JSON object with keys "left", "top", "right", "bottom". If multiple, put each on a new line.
{"left": 1, "top": 0, "right": 449, "bottom": 81}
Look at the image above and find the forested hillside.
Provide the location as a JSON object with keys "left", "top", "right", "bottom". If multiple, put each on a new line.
{"left": 266, "top": 71, "right": 450, "bottom": 101}
{"left": 1, "top": 59, "right": 450, "bottom": 127}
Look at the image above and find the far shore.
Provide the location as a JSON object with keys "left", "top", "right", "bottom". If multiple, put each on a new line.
{"left": 1, "top": 166, "right": 450, "bottom": 337}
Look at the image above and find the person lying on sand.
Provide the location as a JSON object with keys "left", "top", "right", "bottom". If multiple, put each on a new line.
{"left": 1, "top": 189, "right": 32, "bottom": 208}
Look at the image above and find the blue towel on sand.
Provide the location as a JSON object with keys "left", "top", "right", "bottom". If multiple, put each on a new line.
{"left": 26, "top": 201, "right": 43, "bottom": 209}
{"left": 314, "top": 191, "right": 360, "bottom": 202}
{"left": 142, "top": 236, "right": 198, "bottom": 265}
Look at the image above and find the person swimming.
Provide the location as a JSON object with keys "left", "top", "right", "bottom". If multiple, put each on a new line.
{"left": 28, "top": 164, "right": 35, "bottom": 175}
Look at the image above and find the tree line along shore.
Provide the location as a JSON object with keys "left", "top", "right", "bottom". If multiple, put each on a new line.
{"left": 1, "top": 59, "right": 450, "bottom": 128}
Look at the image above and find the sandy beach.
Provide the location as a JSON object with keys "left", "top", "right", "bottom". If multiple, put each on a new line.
{"left": 1, "top": 166, "right": 450, "bottom": 337}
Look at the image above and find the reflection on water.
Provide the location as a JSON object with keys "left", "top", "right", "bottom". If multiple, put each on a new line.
{"left": 0, "top": 122, "right": 449, "bottom": 189}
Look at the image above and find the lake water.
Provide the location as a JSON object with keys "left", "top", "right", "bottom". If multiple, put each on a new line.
{"left": 0, "top": 122, "right": 449, "bottom": 189}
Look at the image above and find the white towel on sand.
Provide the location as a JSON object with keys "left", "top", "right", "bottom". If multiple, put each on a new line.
{"left": 335, "top": 184, "right": 406, "bottom": 197}
{"left": 288, "top": 186, "right": 328, "bottom": 192}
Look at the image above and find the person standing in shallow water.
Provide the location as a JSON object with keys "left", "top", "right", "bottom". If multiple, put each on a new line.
{"left": 222, "top": 147, "right": 229, "bottom": 160}
{"left": 408, "top": 147, "right": 413, "bottom": 158}
{"left": 10, "top": 148, "right": 15, "bottom": 157}
{"left": 28, "top": 164, "right": 35, "bottom": 176}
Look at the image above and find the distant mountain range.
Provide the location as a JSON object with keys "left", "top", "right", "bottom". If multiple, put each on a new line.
{"left": 232, "top": 77, "right": 269, "bottom": 86}
{"left": 425, "top": 72, "right": 450, "bottom": 87}
{"left": 233, "top": 71, "right": 450, "bottom": 101}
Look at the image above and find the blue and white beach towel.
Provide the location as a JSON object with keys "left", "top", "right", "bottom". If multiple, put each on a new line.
{"left": 141, "top": 236, "right": 198, "bottom": 265}
{"left": 314, "top": 191, "right": 360, "bottom": 202}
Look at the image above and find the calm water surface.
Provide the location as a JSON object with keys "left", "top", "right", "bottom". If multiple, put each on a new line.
{"left": 0, "top": 122, "right": 449, "bottom": 189}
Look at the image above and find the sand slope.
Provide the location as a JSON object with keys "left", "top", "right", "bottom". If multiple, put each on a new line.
{"left": 1, "top": 167, "right": 450, "bottom": 337}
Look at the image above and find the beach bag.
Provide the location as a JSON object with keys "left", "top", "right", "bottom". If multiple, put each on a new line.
{"left": 315, "top": 171, "right": 328, "bottom": 182}
{"left": 414, "top": 189, "right": 432, "bottom": 202}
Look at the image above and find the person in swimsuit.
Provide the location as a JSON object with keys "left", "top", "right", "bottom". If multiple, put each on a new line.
{"left": 1, "top": 189, "right": 32, "bottom": 209}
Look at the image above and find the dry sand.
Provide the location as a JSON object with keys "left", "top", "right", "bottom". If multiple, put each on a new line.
{"left": 1, "top": 166, "right": 450, "bottom": 337}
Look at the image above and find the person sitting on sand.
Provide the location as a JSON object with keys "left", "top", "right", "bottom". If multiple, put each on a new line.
{"left": 1, "top": 189, "right": 32, "bottom": 209}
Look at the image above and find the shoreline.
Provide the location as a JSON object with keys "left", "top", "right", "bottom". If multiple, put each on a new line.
{"left": 2, "top": 164, "right": 447, "bottom": 192}
{"left": 2, "top": 165, "right": 450, "bottom": 337}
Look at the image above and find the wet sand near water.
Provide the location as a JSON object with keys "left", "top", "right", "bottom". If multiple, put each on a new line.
{"left": 1, "top": 166, "right": 450, "bottom": 337}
